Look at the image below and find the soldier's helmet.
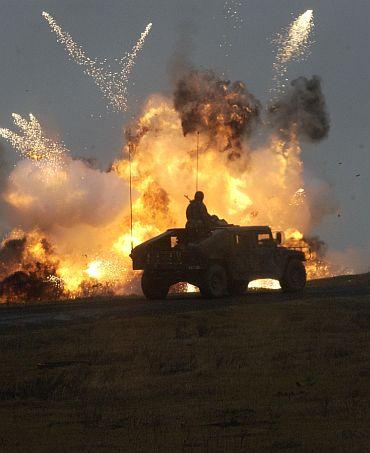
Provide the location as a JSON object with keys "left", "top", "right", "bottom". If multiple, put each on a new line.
{"left": 194, "top": 191, "right": 204, "bottom": 201}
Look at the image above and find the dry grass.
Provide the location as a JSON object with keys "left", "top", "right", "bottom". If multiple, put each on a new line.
{"left": 308, "top": 272, "right": 370, "bottom": 288}
{"left": 0, "top": 292, "right": 370, "bottom": 451}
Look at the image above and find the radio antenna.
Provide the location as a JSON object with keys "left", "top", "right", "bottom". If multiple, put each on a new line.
{"left": 196, "top": 131, "right": 200, "bottom": 192}
{"left": 128, "top": 143, "right": 134, "bottom": 252}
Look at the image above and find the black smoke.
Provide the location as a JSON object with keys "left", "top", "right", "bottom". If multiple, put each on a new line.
{"left": 173, "top": 69, "right": 261, "bottom": 156}
{"left": 269, "top": 76, "right": 330, "bottom": 142}
{"left": 304, "top": 235, "right": 328, "bottom": 259}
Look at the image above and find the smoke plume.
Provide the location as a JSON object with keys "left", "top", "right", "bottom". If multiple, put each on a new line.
{"left": 173, "top": 69, "right": 261, "bottom": 157}
{"left": 269, "top": 76, "right": 330, "bottom": 141}
{"left": 4, "top": 157, "right": 129, "bottom": 231}
{"left": 168, "top": 19, "right": 196, "bottom": 84}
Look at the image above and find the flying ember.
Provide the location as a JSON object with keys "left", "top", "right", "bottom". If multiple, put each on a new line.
{"left": 219, "top": 0, "right": 246, "bottom": 58}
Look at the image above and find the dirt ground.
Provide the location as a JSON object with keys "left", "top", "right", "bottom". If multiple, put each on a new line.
{"left": 0, "top": 275, "right": 369, "bottom": 452}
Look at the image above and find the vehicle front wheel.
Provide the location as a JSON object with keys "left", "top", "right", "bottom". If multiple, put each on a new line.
{"left": 200, "top": 264, "right": 228, "bottom": 298}
{"left": 141, "top": 271, "right": 170, "bottom": 300}
{"left": 280, "top": 259, "right": 306, "bottom": 292}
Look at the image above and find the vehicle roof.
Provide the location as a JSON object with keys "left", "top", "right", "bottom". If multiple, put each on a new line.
{"left": 166, "top": 225, "right": 272, "bottom": 234}
{"left": 131, "top": 225, "right": 274, "bottom": 253}
{"left": 217, "top": 225, "right": 272, "bottom": 233}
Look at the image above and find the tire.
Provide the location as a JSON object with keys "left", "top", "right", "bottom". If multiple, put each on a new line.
{"left": 200, "top": 264, "right": 228, "bottom": 298}
{"left": 280, "top": 259, "right": 306, "bottom": 292}
{"left": 228, "top": 279, "right": 247, "bottom": 296}
{"left": 141, "top": 271, "right": 170, "bottom": 300}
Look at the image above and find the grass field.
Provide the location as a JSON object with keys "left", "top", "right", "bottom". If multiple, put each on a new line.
{"left": 0, "top": 280, "right": 370, "bottom": 451}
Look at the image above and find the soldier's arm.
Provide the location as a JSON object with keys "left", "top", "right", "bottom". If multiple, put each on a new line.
{"left": 201, "top": 203, "right": 212, "bottom": 220}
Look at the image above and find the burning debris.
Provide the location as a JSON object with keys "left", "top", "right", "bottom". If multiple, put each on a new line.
{"left": 0, "top": 269, "right": 62, "bottom": 302}
{"left": 0, "top": 232, "right": 63, "bottom": 302}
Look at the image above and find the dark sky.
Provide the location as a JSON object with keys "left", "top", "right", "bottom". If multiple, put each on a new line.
{"left": 0, "top": 0, "right": 369, "bottom": 251}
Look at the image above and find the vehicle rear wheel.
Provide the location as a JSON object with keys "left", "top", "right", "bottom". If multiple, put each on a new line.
{"left": 280, "top": 259, "right": 306, "bottom": 292}
{"left": 141, "top": 271, "right": 170, "bottom": 300}
{"left": 228, "top": 279, "right": 247, "bottom": 296}
{"left": 200, "top": 264, "right": 228, "bottom": 298}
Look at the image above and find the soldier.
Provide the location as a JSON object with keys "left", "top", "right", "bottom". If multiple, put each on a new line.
{"left": 186, "top": 191, "right": 212, "bottom": 229}
{"left": 186, "top": 191, "right": 229, "bottom": 232}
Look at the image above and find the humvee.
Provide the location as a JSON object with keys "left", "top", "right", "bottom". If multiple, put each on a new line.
{"left": 130, "top": 225, "right": 306, "bottom": 299}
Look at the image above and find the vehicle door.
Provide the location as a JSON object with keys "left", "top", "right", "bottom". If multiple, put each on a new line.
{"left": 233, "top": 231, "right": 259, "bottom": 279}
{"left": 252, "top": 232, "right": 279, "bottom": 278}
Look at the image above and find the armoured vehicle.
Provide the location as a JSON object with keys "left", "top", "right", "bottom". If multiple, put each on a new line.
{"left": 130, "top": 225, "right": 306, "bottom": 299}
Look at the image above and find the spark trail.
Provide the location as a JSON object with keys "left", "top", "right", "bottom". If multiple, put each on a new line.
{"left": 0, "top": 113, "right": 68, "bottom": 171}
{"left": 224, "top": 0, "right": 245, "bottom": 30}
{"left": 219, "top": 0, "right": 246, "bottom": 59}
{"left": 271, "top": 9, "right": 314, "bottom": 100}
{"left": 42, "top": 11, "right": 152, "bottom": 112}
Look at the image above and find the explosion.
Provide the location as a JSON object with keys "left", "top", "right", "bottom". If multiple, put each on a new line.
{"left": 173, "top": 69, "right": 260, "bottom": 158}
{"left": 0, "top": 67, "right": 337, "bottom": 302}
{"left": 114, "top": 70, "right": 334, "bottom": 287}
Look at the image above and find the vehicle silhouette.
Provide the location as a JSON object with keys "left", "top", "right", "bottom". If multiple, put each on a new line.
{"left": 130, "top": 225, "right": 306, "bottom": 299}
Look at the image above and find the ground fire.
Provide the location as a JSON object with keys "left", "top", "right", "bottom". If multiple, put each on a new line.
{"left": 0, "top": 68, "right": 343, "bottom": 302}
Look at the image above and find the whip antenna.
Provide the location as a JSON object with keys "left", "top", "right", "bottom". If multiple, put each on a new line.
{"left": 129, "top": 143, "right": 134, "bottom": 252}
{"left": 196, "top": 131, "right": 200, "bottom": 192}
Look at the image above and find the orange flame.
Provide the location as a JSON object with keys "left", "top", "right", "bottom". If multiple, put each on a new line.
{"left": 0, "top": 93, "right": 339, "bottom": 300}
